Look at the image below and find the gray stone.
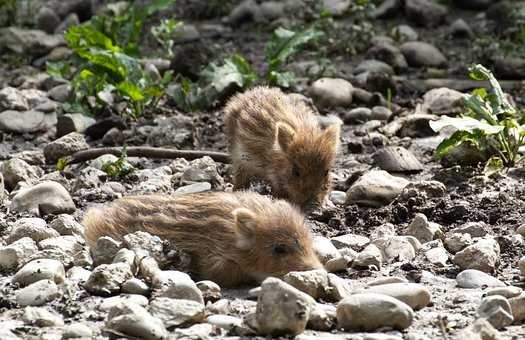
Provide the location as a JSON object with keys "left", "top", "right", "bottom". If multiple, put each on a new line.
{"left": 337, "top": 293, "right": 414, "bottom": 331}
{"left": 16, "top": 279, "right": 60, "bottom": 306}
{"left": 54, "top": 13, "right": 80, "bottom": 34}
{"left": 36, "top": 7, "right": 60, "bottom": 34}
{"left": 0, "top": 237, "right": 38, "bottom": 271}
{"left": 485, "top": 287, "right": 522, "bottom": 299}
{"left": 256, "top": 277, "right": 315, "bottom": 335}
{"left": 371, "top": 106, "right": 392, "bottom": 121}
{"left": 12, "top": 259, "right": 65, "bottom": 287}
{"left": 43, "top": 132, "right": 89, "bottom": 164}
{"left": 7, "top": 217, "right": 59, "bottom": 244}
{"left": 308, "top": 303, "right": 337, "bottom": 331}
{"left": 196, "top": 280, "right": 221, "bottom": 302}
{"left": 149, "top": 297, "right": 205, "bottom": 327}
{"left": 405, "top": 0, "right": 448, "bottom": 27}
{"left": 454, "top": 318, "right": 503, "bottom": 339}
{"left": 450, "top": 19, "right": 474, "bottom": 38}
{"left": 520, "top": 256, "right": 525, "bottom": 278}
{"left": 0, "top": 110, "right": 56, "bottom": 133}
{"left": 353, "top": 244, "right": 383, "bottom": 269}
{"left": 11, "top": 181, "right": 75, "bottom": 215}
{"left": 1, "top": 158, "right": 43, "bottom": 190}
{"left": 367, "top": 277, "right": 408, "bottom": 286}
{"left": 425, "top": 246, "right": 449, "bottom": 267}
{"left": 321, "top": 0, "right": 350, "bottom": 16}
{"left": 180, "top": 157, "right": 223, "bottom": 187}
{"left": 56, "top": 113, "right": 96, "bottom": 137}
{"left": 495, "top": 57, "right": 525, "bottom": 80}
{"left": 452, "top": 222, "right": 491, "bottom": 238}
{"left": 401, "top": 41, "right": 447, "bottom": 67}
{"left": 331, "top": 234, "right": 370, "bottom": 250}
{"left": 372, "top": 0, "right": 402, "bottom": 19}
{"left": 422, "top": 87, "right": 466, "bottom": 115}
{"left": 354, "top": 59, "right": 395, "bottom": 75}
{"left": 509, "top": 294, "right": 525, "bottom": 323}
{"left": 477, "top": 295, "right": 514, "bottom": 329}
{"left": 153, "top": 270, "right": 204, "bottom": 304}
{"left": 453, "top": 0, "right": 494, "bottom": 10}
{"left": 445, "top": 233, "right": 473, "bottom": 254}
{"left": 407, "top": 213, "right": 443, "bottom": 243}
{"left": 381, "top": 236, "right": 417, "bottom": 263}
{"left": 62, "top": 323, "right": 93, "bottom": 339}
{"left": 99, "top": 294, "right": 149, "bottom": 312}
{"left": 346, "top": 170, "right": 410, "bottom": 207}
{"left": 456, "top": 269, "right": 505, "bottom": 288}
{"left": 106, "top": 302, "right": 168, "bottom": 340}
{"left": 49, "top": 214, "right": 84, "bottom": 236}
{"left": 0, "top": 87, "right": 29, "bottom": 111}
{"left": 22, "top": 306, "right": 64, "bottom": 327}
{"left": 344, "top": 107, "right": 371, "bottom": 124}
{"left": 175, "top": 182, "right": 212, "bottom": 195}
{"left": 366, "top": 43, "right": 408, "bottom": 70}
{"left": 84, "top": 263, "right": 133, "bottom": 296}
{"left": 360, "top": 283, "right": 431, "bottom": 310}
{"left": 0, "top": 27, "right": 65, "bottom": 56}
{"left": 372, "top": 146, "right": 424, "bottom": 172}
{"left": 102, "top": 127, "right": 125, "bottom": 146}
{"left": 93, "top": 236, "right": 122, "bottom": 265}
{"left": 313, "top": 236, "right": 341, "bottom": 264}
{"left": 329, "top": 190, "right": 347, "bottom": 205}
{"left": 391, "top": 25, "right": 419, "bottom": 42}
{"left": 309, "top": 78, "right": 353, "bottom": 108}
{"left": 122, "top": 278, "right": 150, "bottom": 296}
{"left": 283, "top": 269, "right": 330, "bottom": 300}
{"left": 39, "top": 235, "right": 92, "bottom": 268}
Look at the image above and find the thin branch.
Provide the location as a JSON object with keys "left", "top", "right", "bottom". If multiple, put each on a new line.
{"left": 68, "top": 147, "right": 231, "bottom": 164}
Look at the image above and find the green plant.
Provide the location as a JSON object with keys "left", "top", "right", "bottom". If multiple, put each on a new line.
{"left": 151, "top": 18, "right": 182, "bottom": 58}
{"left": 0, "top": 0, "right": 17, "bottom": 26}
{"left": 101, "top": 148, "right": 135, "bottom": 179}
{"left": 430, "top": 64, "right": 525, "bottom": 173}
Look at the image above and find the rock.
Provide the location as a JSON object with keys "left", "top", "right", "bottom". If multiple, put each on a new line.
{"left": 346, "top": 170, "right": 410, "bottom": 207}
{"left": 106, "top": 302, "right": 168, "bottom": 340}
{"left": 344, "top": 107, "right": 371, "bottom": 124}
{"left": 308, "top": 303, "right": 337, "bottom": 331}
{"left": 0, "top": 87, "right": 29, "bottom": 111}
{"left": 84, "top": 263, "right": 133, "bottom": 296}
{"left": 67, "top": 266, "right": 92, "bottom": 285}
{"left": 256, "top": 277, "right": 315, "bottom": 335}
{"left": 321, "top": 0, "right": 351, "bottom": 16}
{"left": 425, "top": 246, "right": 449, "bottom": 267}
{"left": 39, "top": 235, "right": 92, "bottom": 267}
{"left": 485, "top": 287, "right": 522, "bottom": 299}
{"left": 354, "top": 59, "right": 395, "bottom": 75}
{"left": 361, "top": 283, "right": 431, "bottom": 310}
{"left": 372, "top": 146, "right": 424, "bottom": 172}
{"left": 92, "top": 236, "right": 122, "bottom": 265}
{"left": 494, "top": 57, "right": 525, "bottom": 80}
{"left": 12, "top": 259, "right": 65, "bottom": 287}
{"left": 407, "top": 213, "right": 443, "bottom": 243}
{"left": 227, "top": 0, "right": 262, "bottom": 25}
{"left": 180, "top": 156, "right": 223, "bottom": 187}
{"left": 283, "top": 269, "right": 329, "bottom": 300}
{"left": 517, "top": 224, "right": 525, "bottom": 237}
{"left": 207, "top": 314, "right": 244, "bottom": 331}
{"left": 454, "top": 238, "right": 500, "bottom": 273}
{"left": 36, "top": 7, "right": 60, "bottom": 34}
{"left": 56, "top": 113, "right": 96, "bottom": 137}
{"left": 22, "top": 306, "right": 64, "bottom": 327}
{"left": 85, "top": 115, "right": 126, "bottom": 139}
{"left": 454, "top": 0, "right": 493, "bottom": 10}
{"left": 337, "top": 293, "right": 414, "bottom": 331}
{"left": 122, "top": 278, "right": 150, "bottom": 296}
{"left": 456, "top": 269, "right": 505, "bottom": 288}
{"left": 391, "top": 25, "right": 419, "bottom": 42}
{"left": 0, "top": 109, "right": 56, "bottom": 133}
{"left": 7, "top": 217, "right": 59, "bottom": 244}
{"left": 313, "top": 236, "right": 341, "bottom": 264}
{"left": 11, "top": 181, "right": 75, "bottom": 215}
{"left": 329, "top": 191, "right": 347, "bottom": 205}
{"left": 422, "top": 87, "right": 466, "bottom": 115}
{"left": 331, "top": 234, "right": 370, "bottom": 250}
{"left": 400, "top": 42, "right": 447, "bottom": 67}
{"left": 450, "top": 19, "right": 474, "bottom": 38}
{"left": 153, "top": 271, "right": 204, "bottom": 304}
{"left": 520, "top": 256, "right": 525, "bottom": 278}
{"left": 452, "top": 222, "right": 491, "bottom": 238}
{"left": 405, "top": 0, "right": 448, "bottom": 27}
{"left": 54, "top": 13, "right": 80, "bottom": 34}
{"left": 372, "top": 0, "right": 402, "bottom": 19}
{"left": 0, "top": 237, "right": 38, "bottom": 271}
{"left": 454, "top": 319, "right": 503, "bottom": 340}
{"left": 477, "top": 295, "right": 514, "bottom": 329}
{"left": 509, "top": 294, "right": 525, "bottom": 323}
{"left": 102, "top": 127, "right": 125, "bottom": 145}
{"left": 353, "top": 244, "right": 383, "bottom": 269}
{"left": 368, "top": 277, "right": 408, "bottom": 286}
{"left": 0, "top": 27, "right": 65, "bottom": 56}
{"left": 398, "top": 113, "right": 438, "bottom": 138}
{"left": 366, "top": 43, "right": 408, "bottom": 70}
{"left": 2, "top": 158, "right": 43, "bottom": 190}
{"left": 62, "top": 323, "right": 93, "bottom": 339}
{"left": 196, "top": 280, "right": 221, "bottom": 303}
{"left": 16, "top": 279, "right": 60, "bottom": 306}
{"left": 309, "top": 78, "right": 353, "bottom": 108}
{"left": 44, "top": 132, "right": 89, "bottom": 164}
{"left": 444, "top": 233, "right": 472, "bottom": 254}
{"left": 371, "top": 106, "right": 392, "bottom": 121}
{"left": 381, "top": 236, "right": 417, "bottom": 263}
{"left": 174, "top": 182, "right": 212, "bottom": 195}
{"left": 49, "top": 214, "right": 84, "bottom": 236}
{"left": 326, "top": 273, "right": 352, "bottom": 301}
{"left": 99, "top": 294, "right": 149, "bottom": 312}
{"left": 149, "top": 297, "right": 205, "bottom": 327}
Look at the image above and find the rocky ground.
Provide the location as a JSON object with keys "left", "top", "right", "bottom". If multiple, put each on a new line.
{"left": 1, "top": 0, "right": 525, "bottom": 339}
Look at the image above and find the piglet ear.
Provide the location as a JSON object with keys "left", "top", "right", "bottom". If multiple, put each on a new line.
{"left": 276, "top": 122, "right": 296, "bottom": 152}
{"left": 322, "top": 124, "right": 340, "bottom": 149}
{"left": 232, "top": 208, "right": 257, "bottom": 249}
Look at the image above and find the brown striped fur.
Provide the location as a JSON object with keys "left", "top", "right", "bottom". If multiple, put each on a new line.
{"left": 83, "top": 191, "right": 322, "bottom": 286}
{"left": 224, "top": 86, "right": 340, "bottom": 210}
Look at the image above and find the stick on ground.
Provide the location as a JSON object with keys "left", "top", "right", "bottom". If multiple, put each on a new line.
{"left": 69, "top": 147, "right": 231, "bottom": 164}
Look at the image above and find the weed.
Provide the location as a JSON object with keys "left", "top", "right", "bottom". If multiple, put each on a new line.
{"left": 151, "top": 18, "right": 183, "bottom": 59}
{"left": 430, "top": 64, "right": 525, "bottom": 173}
{"left": 101, "top": 147, "right": 135, "bottom": 179}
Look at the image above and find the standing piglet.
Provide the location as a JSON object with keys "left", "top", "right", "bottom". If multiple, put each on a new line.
{"left": 224, "top": 86, "right": 340, "bottom": 210}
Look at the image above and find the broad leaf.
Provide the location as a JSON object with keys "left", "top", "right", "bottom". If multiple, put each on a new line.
{"left": 268, "top": 70, "right": 296, "bottom": 88}
{"left": 201, "top": 54, "right": 258, "bottom": 94}
{"left": 435, "top": 130, "right": 479, "bottom": 159}
{"left": 429, "top": 116, "right": 504, "bottom": 135}
{"left": 483, "top": 156, "right": 504, "bottom": 177}
{"left": 117, "top": 81, "right": 145, "bottom": 101}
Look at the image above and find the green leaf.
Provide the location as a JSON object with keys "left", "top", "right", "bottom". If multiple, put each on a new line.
{"left": 145, "top": 0, "right": 174, "bottom": 16}
{"left": 201, "top": 54, "right": 258, "bottom": 94}
{"left": 56, "top": 157, "right": 70, "bottom": 171}
{"left": 117, "top": 81, "right": 145, "bottom": 101}
{"left": 268, "top": 70, "right": 296, "bottom": 88}
{"left": 468, "top": 64, "right": 516, "bottom": 116}
{"left": 435, "top": 130, "right": 478, "bottom": 159}
{"left": 429, "top": 116, "right": 504, "bottom": 135}
{"left": 483, "top": 156, "right": 504, "bottom": 177}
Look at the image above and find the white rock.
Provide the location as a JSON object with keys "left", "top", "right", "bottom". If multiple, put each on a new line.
{"left": 454, "top": 238, "right": 500, "bottom": 273}
{"left": 12, "top": 259, "right": 65, "bottom": 287}
{"left": 445, "top": 232, "right": 472, "bottom": 254}
{"left": 308, "top": 303, "right": 336, "bottom": 331}
{"left": 509, "top": 294, "right": 525, "bottom": 323}
{"left": 62, "top": 323, "right": 93, "bottom": 339}
{"left": 329, "top": 190, "right": 347, "bottom": 205}
{"left": 519, "top": 255, "right": 525, "bottom": 278}
{"left": 331, "top": 234, "right": 370, "bottom": 250}
{"left": 10, "top": 181, "right": 75, "bottom": 215}
{"left": 84, "top": 263, "right": 133, "bottom": 296}
{"left": 336, "top": 293, "right": 414, "bottom": 331}
{"left": 0, "top": 86, "right": 29, "bottom": 110}
{"left": 93, "top": 236, "right": 122, "bottom": 265}
{"left": 153, "top": 270, "right": 204, "bottom": 304}
{"left": 425, "top": 246, "right": 449, "bottom": 267}
{"left": 309, "top": 78, "right": 353, "bottom": 108}
{"left": 0, "top": 109, "right": 56, "bottom": 133}
{"left": 367, "top": 277, "right": 408, "bottom": 286}
{"left": 360, "top": 283, "right": 431, "bottom": 310}
{"left": 456, "top": 269, "right": 505, "bottom": 288}
{"left": 477, "top": 295, "right": 513, "bottom": 329}
{"left": 407, "top": 213, "right": 442, "bottom": 243}
{"left": 16, "top": 279, "right": 59, "bottom": 306}
{"left": 149, "top": 297, "right": 205, "bottom": 327}
{"left": 48, "top": 214, "right": 84, "bottom": 236}
{"left": 196, "top": 280, "right": 221, "bottom": 302}
{"left": 99, "top": 294, "right": 149, "bottom": 312}
{"left": 353, "top": 244, "right": 383, "bottom": 269}
{"left": 122, "top": 278, "right": 150, "bottom": 296}
{"left": 346, "top": 170, "right": 410, "bottom": 207}
{"left": 66, "top": 266, "right": 92, "bottom": 285}
{"left": 1, "top": 158, "right": 43, "bottom": 190}
{"left": 43, "top": 132, "right": 89, "bottom": 164}
{"left": 22, "top": 306, "right": 64, "bottom": 327}
{"left": 256, "top": 277, "right": 315, "bottom": 335}
{"left": 106, "top": 302, "right": 168, "bottom": 340}
{"left": 381, "top": 236, "right": 416, "bottom": 263}
{"left": 422, "top": 87, "right": 466, "bottom": 115}
{"left": 485, "top": 286, "right": 522, "bottom": 299}
{"left": 283, "top": 269, "right": 329, "bottom": 300}
{"left": 313, "top": 236, "right": 341, "bottom": 264}
{"left": 207, "top": 314, "right": 243, "bottom": 331}
{"left": 0, "top": 237, "right": 38, "bottom": 271}
{"left": 7, "top": 217, "right": 59, "bottom": 243}
{"left": 454, "top": 318, "right": 503, "bottom": 339}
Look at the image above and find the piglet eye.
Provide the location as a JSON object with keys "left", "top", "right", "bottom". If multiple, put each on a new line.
{"left": 292, "top": 164, "right": 301, "bottom": 178}
{"left": 272, "top": 244, "right": 288, "bottom": 255}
